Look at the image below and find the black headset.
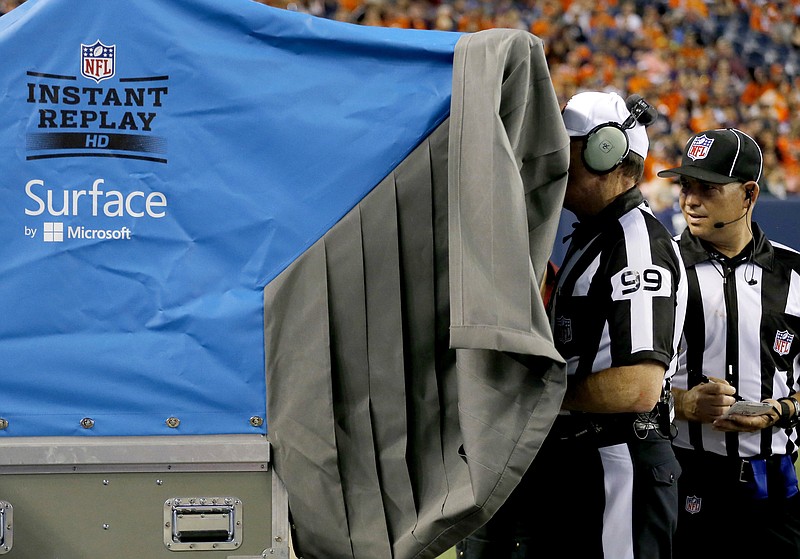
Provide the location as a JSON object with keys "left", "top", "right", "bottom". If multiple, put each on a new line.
{"left": 581, "top": 94, "right": 659, "bottom": 174}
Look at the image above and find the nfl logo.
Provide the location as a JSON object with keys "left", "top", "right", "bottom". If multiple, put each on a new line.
{"left": 81, "top": 40, "right": 116, "bottom": 83}
{"left": 556, "top": 316, "right": 572, "bottom": 345}
{"left": 774, "top": 330, "right": 795, "bottom": 356}
{"left": 685, "top": 495, "right": 702, "bottom": 514}
{"left": 687, "top": 134, "right": 714, "bottom": 161}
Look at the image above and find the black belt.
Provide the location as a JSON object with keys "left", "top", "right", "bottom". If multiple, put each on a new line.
{"left": 552, "top": 412, "right": 668, "bottom": 447}
{"left": 674, "top": 447, "right": 792, "bottom": 477}
{"left": 674, "top": 447, "right": 799, "bottom": 499}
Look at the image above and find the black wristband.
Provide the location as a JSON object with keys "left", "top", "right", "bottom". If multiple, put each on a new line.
{"left": 775, "top": 398, "right": 800, "bottom": 429}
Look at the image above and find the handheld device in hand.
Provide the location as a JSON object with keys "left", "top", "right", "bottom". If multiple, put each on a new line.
{"left": 722, "top": 401, "right": 774, "bottom": 417}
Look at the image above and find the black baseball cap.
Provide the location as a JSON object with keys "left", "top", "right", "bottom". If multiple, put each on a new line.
{"left": 658, "top": 128, "right": 763, "bottom": 184}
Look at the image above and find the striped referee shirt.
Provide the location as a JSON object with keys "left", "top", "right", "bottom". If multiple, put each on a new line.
{"left": 551, "top": 187, "right": 687, "bottom": 390}
{"left": 672, "top": 223, "right": 800, "bottom": 458}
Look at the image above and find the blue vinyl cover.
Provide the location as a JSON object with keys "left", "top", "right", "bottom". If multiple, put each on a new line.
{"left": 0, "top": 0, "right": 458, "bottom": 436}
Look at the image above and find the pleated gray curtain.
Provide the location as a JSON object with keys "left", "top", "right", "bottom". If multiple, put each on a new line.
{"left": 264, "top": 28, "right": 569, "bottom": 559}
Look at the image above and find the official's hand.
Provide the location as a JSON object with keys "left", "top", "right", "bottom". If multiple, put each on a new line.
{"left": 679, "top": 377, "right": 737, "bottom": 423}
{"left": 712, "top": 398, "right": 780, "bottom": 432}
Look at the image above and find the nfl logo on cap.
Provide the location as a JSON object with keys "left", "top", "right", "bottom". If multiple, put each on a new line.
{"left": 687, "top": 134, "right": 714, "bottom": 161}
{"left": 657, "top": 128, "right": 763, "bottom": 184}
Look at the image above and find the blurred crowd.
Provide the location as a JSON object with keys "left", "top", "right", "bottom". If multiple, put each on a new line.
{"left": 5, "top": 0, "right": 800, "bottom": 203}
{"left": 0, "top": 0, "right": 22, "bottom": 13}
{"left": 258, "top": 0, "right": 800, "bottom": 205}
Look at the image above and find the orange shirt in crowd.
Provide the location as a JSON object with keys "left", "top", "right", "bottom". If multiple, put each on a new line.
{"left": 689, "top": 106, "right": 717, "bottom": 133}
{"left": 338, "top": 0, "right": 362, "bottom": 12}
{"left": 669, "top": 0, "right": 708, "bottom": 17}
{"left": 741, "top": 80, "right": 774, "bottom": 106}
{"left": 656, "top": 89, "right": 684, "bottom": 118}
{"left": 627, "top": 73, "right": 652, "bottom": 95}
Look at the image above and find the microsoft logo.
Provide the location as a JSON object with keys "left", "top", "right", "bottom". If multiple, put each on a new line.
{"left": 36, "top": 221, "right": 133, "bottom": 242}
{"left": 43, "top": 221, "right": 64, "bottom": 242}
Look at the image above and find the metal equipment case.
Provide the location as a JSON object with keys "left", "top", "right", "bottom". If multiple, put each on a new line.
{"left": 0, "top": 435, "right": 291, "bottom": 558}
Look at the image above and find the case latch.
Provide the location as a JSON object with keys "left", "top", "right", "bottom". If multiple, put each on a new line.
{"left": 163, "top": 497, "right": 242, "bottom": 551}
{"left": 0, "top": 500, "right": 12, "bottom": 555}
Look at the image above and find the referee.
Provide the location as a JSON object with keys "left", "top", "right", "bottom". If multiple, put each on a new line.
{"left": 540, "top": 91, "right": 687, "bottom": 559}
{"left": 658, "top": 128, "right": 800, "bottom": 558}
{"left": 457, "top": 91, "right": 687, "bottom": 559}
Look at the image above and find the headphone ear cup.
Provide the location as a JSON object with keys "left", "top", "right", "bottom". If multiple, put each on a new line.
{"left": 583, "top": 124, "right": 630, "bottom": 173}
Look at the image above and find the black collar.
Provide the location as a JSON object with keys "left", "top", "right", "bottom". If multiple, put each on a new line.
{"left": 565, "top": 187, "right": 646, "bottom": 248}
{"left": 678, "top": 222, "right": 774, "bottom": 271}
